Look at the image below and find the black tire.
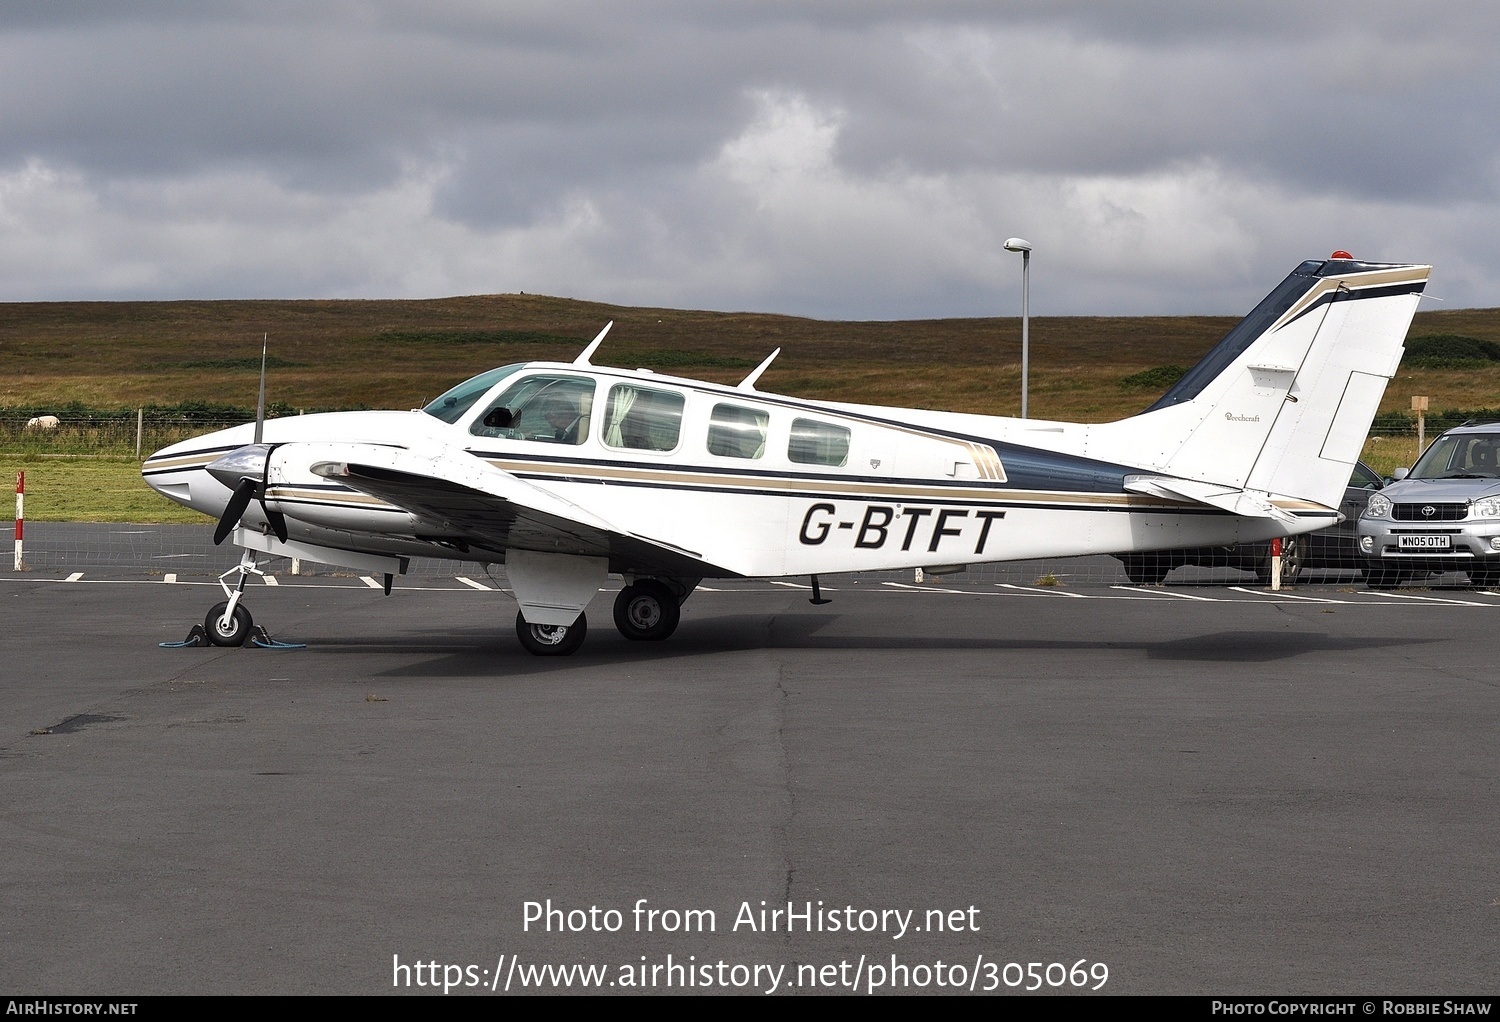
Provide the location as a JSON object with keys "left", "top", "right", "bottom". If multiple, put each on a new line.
{"left": 205, "top": 601, "right": 253, "bottom": 647}
{"left": 1468, "top": 568, "right": 1500, "bottom": 590}
{"left": 612, "top": 580, "right": 681, "bottom": 641}
{"left": 1121, "top": 555, "right": 1169, "bottom": 585}
{"left": 1255, "top": 535, "right": 1304, "bottom": 584}
{"left": 1365, "top": 563, "right": 1400, "bottom": 590}
{"left": 515, "top": 610, "right": 587, "bottom": 656}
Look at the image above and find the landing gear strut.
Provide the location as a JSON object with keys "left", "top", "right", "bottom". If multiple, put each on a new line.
{"left": 206, "top": 550, "right": 263, "bottom": 647}
{"left": 161, "top": 550, "right": 302, "bottom": 649}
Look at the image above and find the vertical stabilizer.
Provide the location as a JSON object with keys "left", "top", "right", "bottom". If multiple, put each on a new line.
{"left": 1091, "top": 258, "right": 1428, "bottom": 510}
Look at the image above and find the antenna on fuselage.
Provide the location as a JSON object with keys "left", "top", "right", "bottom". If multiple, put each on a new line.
{"left": 572, "top": 321, "right": 614, "bottom": 367}
{"left": 737, "top": 348, "right": 780, "bottom": 391}
{"left": 253, "top": 333, "right": 268, "bottom": 444}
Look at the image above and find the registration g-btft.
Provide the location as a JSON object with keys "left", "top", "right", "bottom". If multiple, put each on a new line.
{"left": 798, "top": 503, "right": 1006, "bottom": 555}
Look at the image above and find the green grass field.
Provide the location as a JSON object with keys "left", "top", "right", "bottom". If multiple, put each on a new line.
{"left": 2, "top": 457, "right": 201, "bottom": 523}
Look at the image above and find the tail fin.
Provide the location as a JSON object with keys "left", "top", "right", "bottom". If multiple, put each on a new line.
{"left": 1091, "top": 257, "right": 1429, "bottom": 510}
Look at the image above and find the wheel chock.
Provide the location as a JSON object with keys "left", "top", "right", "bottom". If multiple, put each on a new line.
{"left": 159, "top": 624, "right": 210, "bottom": 648}
{"left": 249, "top": 625, "right": 306, "bottom": 650}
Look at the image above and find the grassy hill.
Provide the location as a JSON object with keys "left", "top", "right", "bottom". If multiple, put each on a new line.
{"left": 3, "top": 292, "right": 1494, "bottom": 423}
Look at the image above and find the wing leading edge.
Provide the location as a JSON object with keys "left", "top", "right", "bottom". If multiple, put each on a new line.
{"left": 302, "top": 441, "right": 733, "bottom": 578}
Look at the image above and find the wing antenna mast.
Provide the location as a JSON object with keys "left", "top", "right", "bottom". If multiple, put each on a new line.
{"left": 572, "top": 321, "right": 614, "bottom": 367}
{"left": 737, "top": 347, "right": 781, "bottom": 391}
{"left": 253, "top": 333, "right": 268, "bottom": 444}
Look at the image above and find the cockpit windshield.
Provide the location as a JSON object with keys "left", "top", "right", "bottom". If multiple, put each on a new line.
{"left": 421, "top": 364, "right": 526, "bottom": 424}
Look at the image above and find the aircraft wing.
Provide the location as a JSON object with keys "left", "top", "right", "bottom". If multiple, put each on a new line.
{"left": 1122, "top": 474, "right": 1314, "bottom": 525}
{"left": 300, "top": 441, "right": 732, "bottom": 578}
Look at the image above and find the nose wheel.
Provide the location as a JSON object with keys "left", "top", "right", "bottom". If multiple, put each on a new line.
{"left": 205, "top": 601, "right": 254, "bottom": 647}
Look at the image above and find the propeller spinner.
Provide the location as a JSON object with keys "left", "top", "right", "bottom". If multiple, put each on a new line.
{"left": 206, "top": 443, "right": 289, "bottom": 545}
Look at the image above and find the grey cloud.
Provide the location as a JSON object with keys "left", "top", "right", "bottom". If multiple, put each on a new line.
{"left": 0, "top": 2, "right": 1494, "bottom": 315}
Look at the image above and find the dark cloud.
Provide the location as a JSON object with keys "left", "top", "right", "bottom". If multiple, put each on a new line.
{"left": 0, "top": 2, "right": 1493, "bottom": 315}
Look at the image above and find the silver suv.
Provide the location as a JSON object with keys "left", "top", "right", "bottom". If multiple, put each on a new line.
{"left": 1358, "top": 422, "right": 1500, "bottom": 588}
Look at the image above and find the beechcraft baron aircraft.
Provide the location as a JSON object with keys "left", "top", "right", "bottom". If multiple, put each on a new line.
{"left": 144, "top": 254, "right": 1429, "bottom": 654}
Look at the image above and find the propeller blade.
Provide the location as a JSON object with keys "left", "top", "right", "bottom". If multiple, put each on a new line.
{"left": 214, "top": 478, "right": 258, "bottom": 545}
{"left": 254, "top": 333, "right": 268, "bottom": 445}
{"left": 263, "top": 505, "right": 290, "bottom": 543}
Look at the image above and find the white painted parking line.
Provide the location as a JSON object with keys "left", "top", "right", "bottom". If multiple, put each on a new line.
{"left": 360, "top": 576, "right": 383, "bottom": 589}
{"left": 1228, "top": 586, "right": 1344, "bottom": 604}
{"left": 997, "top": 583, "right": 1090, "bottom": 598}
{"left": 1368, "top": 591, "right": 1495, "bottom": 607}
{"left": 769, "top": 580, "right": 814, "bottom": 590}
{"left": 883, "top": 581, "right": 967, "bottom": 594}
{"left": 163, "top": 573, "right": 177, "bottom": 584}
{"left": 455, "top": 576, "right": 492, "bottom": 591}
{"left": 1110, "top": 585, "right": 1218, "bottom": 601}
{"left": 65, "top": 572, "right": 84, "bottom": 582}
{"left": 263, "top": 575, "right": 279, "bottom": 586}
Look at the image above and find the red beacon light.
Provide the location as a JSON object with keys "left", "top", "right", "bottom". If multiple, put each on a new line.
{"left": 1330, "top": 250, "right": 1353, "bottom": 260}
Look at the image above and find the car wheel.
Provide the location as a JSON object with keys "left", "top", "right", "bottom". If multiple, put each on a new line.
{"left": 1468, "top": 568, "right": 1500, "bottom": 590}
{"left": 1255, "top": 535, "right": 1304, "bottom": 584}
{"left": 1121, "top": 555, "right": 1170, "bottom": 585}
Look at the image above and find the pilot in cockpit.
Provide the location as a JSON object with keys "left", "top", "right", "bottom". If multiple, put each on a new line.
{"left": 541, "top": 395, "right": 584, "bottom": 444}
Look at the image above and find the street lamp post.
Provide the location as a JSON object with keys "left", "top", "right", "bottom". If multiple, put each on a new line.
{"left": 1003, "top": 237, "right": 1031, "bottom": 419}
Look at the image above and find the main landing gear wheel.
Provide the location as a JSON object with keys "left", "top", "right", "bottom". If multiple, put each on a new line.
{"left": 515, "top": 610, "right": 587, "bottom": 656}
{"left": 205, "top": 601, "right": 253, "bottom": 647}
{"left": 1255, "top": 535, "right": 1304, "bottom": 584}
{"left": 613, "top": 580, "right": 681, "bottom": 641}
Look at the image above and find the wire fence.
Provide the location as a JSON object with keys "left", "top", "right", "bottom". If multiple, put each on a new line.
{"left": 4, "top": 522, "right": 1381, "bottom": 587}
{"left": 1, "top": 415, "right": 246, "bottom": 459}
{"left": 0, "top": 414, "right": 1448, "bottom": 585}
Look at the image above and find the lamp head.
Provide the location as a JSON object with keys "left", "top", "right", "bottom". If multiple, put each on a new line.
{"left": 1003, "top": 238, "right": 1032, "bottom": 253}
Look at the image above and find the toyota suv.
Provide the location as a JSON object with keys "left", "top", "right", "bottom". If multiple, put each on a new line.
{"left": 1358, "top": 421, "right": 1500, "bottom": 588}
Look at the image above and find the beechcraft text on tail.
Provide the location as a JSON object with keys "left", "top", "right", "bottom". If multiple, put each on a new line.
{"left": 143, "top": 254, "right": 1430, "bottom": 654}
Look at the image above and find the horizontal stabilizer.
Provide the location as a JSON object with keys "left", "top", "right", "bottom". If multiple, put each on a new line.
{"left": 1123, "top": 474, "right": 1303, "bottom": 524}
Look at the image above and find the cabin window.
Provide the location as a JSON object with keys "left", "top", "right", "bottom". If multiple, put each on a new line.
{"left": 707, "top": 403, "right": 769, "bottom": 460}
{"left": 603, "top": 383, "right": 685, "bottom": 452}
{"left": 470, "top": 374, "right": 594, "bottom": 445}
{"left": 788, "top": 418, "right": 850, "bottom": 467}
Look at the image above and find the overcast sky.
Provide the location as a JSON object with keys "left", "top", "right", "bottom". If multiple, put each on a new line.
{"left": 0, "top": 1, "right": 1495, "bottom": 319}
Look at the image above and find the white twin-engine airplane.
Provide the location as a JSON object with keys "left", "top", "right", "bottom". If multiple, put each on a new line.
{"left": 144, "top": 255, "right": 1428, "bottom": 654}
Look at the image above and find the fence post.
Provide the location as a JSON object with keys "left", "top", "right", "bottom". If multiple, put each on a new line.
{"left": 136, "top": 408, "right": 144, "bottom": 459}
{"left": 14, "top": 471, "right": 23, "bottom": 571}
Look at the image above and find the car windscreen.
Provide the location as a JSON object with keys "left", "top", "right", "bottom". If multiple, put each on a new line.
{"left": 1410, "top": 433, "right": 1500, "bottom": 479}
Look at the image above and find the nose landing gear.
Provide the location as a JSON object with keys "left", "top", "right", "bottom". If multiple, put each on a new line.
{"left": 160, "top": 550, "right": 303, "bottom": 649}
